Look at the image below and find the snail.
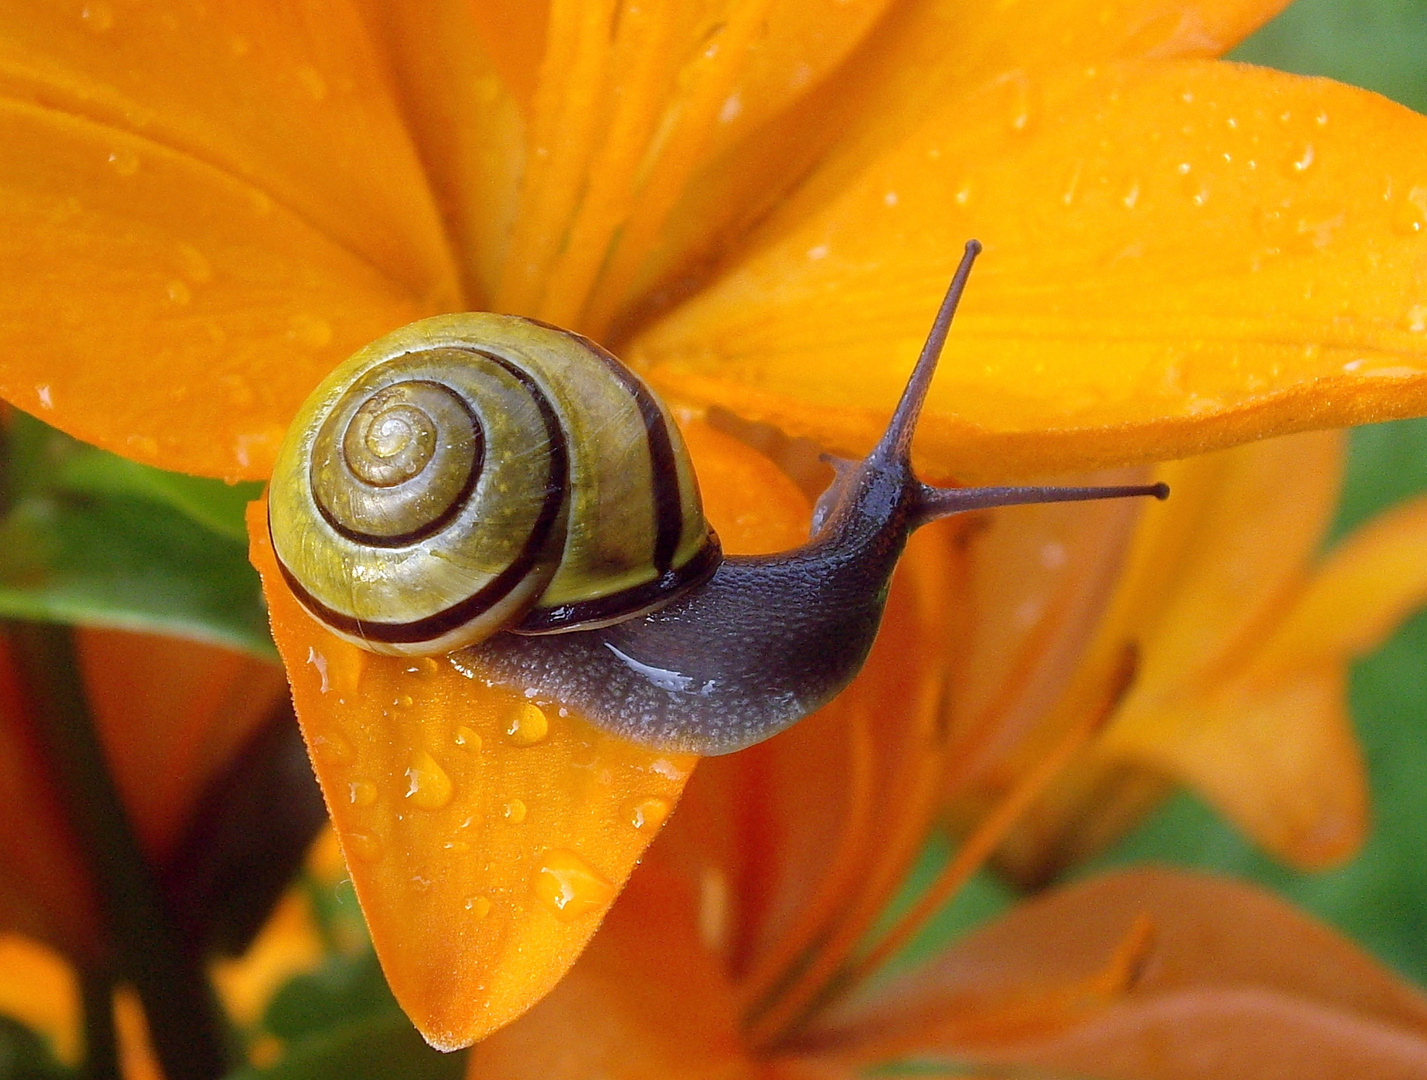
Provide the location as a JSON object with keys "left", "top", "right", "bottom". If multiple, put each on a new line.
{"left": 268, "top": 241, "right": 1167, "bottom": 754}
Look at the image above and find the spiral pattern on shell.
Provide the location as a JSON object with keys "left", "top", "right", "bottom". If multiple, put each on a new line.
{"left": 267, "top": 313, "right": 720, "bottom": 656}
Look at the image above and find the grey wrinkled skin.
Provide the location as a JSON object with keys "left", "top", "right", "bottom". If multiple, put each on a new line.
{"left": 463, "top": 455, "right": 916, "bottom": 755}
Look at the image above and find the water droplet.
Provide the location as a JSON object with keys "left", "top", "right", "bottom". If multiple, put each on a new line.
{"left": 345, "top": 831, "right": 382, "bottom": 863}
{"left": 176, "top": 243, "right": 212, "bottom": 284}
{"left": 454, "top": 725, "right": 482, "bottom": 752}
{"left": 125, "top": 433, "right": 159, "bottom": 458}
{"left": 296, "top": 65, "right": 328, "bottom": 102}
{"left": 465, "top": 896, "right": 492, "bottom": 919}
{"left": 649, "top": 758, "right": 690, "bottom": 781}
{"left": 222, "top": 373, "right": 255, "bottom": 408}
{"left": 626, "top": 796, "right": 671, "bottom": 831}
{"left": 306, "top": 646, "right": 330, "bottom": 693}
{"left": 531, "top": 849, "right": 614, "bottom": 921}
{"left": 404, "top": 751, "right": 453, "bottom": 810}
{"left": 1284, "top": 143, "right": 1315, "bottom": 176}
{"left": 1121, "top": 178, "right": 1141, "bottom": 210}
{"left": 883, "top": 190, "right": 899, "bottom": 207}
{"left": 994, "top": 69, "right": 1034, "bottom": 134}
{"left": 107, "top": 149, "right": 139, "bottom": 177}
{"left": 405, "top": 657, "right": 440, "bottom": 678}
{"left": 445, "top": 839, "right": 471, "bottom": 854}
{"left": 311, "top": 731, "right": 354, "bottom": 765}
{"left": 348, "top": 780, "right": 377, "bottom": 807}
{"left": 1039, "top": 541, "right": 1068, "bottom": 570}
{"left": 35, "top": 385, "right": 52, "bottom": 410}
{"left": 502, "top": 799, "right": 527, "bottom": 824}
{"left": 1391, "top": 187, "right": 1427, "bottom": 236}
{"left": 166, "top": 280, "right": 191, "bottom": 306}
{"left": 505, "top": 702, "right": 549, "bottom": 746}
{"left": 81, "top": 3, "right": 114, "bottom": 32}
{"left": 287, "top": 313, "right": 333, "bottom": 349}
{"left": 393, "top": 693, "right": 414, "bottom": 709}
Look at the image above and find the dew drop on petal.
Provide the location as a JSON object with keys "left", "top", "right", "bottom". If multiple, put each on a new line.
{"left": 296, "top": 64, "right": 328, "bottom": 102}
{"left": 107, "top": 149, "right": 139, "bottom": 177}
{"left": 311, "top": 731, "right": 354, "bottom": 765}
{"left": 625, "top": 796, "right": 671, "bottom": 831}
{"left": 531, "top": 849, "right": 615, "bottom": 921}
{"left": 465, "top": 896, "right": 492, "bottom": 919}
{"left": 405, "top": 657, "right": 440, "bottom": 678}
{"left": 1391, "top": 188, "right": 1427, "bottom": 236}
{"left": 345, "top": 831, "right": 383, "bottom": 863}
{"left": 502, "top": 799, "right": 527, "bottom": 824}
{"left": 454, "top": 725, "right": 483, "bottom": 752}
{"left": 505, "top": 702, "right": 549, "bottom": 746}
{"left": 81, "top": 3, "right": 114, "bottom": 32}
{"left": 405, "top": 751, "right": 453, "bottom": 811}
{"left": 288, "top": 313, "right": 333, "bottom": 349}
{"left": 348, "top": 780, "right": 377, "bottom": 807}
{"left": 1284, "top": 143, "right": 1315, "bottom": 176}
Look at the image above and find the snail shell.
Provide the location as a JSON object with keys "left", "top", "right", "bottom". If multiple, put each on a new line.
{"left": 267, "top": 314, "right": 720, "bottom": 656}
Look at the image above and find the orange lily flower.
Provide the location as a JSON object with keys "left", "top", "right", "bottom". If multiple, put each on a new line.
{"left": 465, "top": 740, "right": 1427, "bottom": 1079}
{"left": 2, "top": 0, "right": 1427, "bottom": 1060}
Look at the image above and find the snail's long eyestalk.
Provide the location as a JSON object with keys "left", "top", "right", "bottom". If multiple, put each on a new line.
{"left": 914, "top": 479, "right": 1169, "bottom": 527}
{"left": 877, "top": 238, "right": 983, "bottom": 465}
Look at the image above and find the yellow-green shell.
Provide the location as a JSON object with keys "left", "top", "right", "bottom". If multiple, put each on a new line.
{"left": 267, "top": 313, "right": 718, "bottom": 656}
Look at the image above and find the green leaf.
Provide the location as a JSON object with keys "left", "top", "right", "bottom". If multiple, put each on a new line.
{"left": 262, "top": 951, "right": 398, "bottom": 1043}
{"left": 0, "top": 1015, "right": 72, "bottom": 1080}
{"left": 56, "top": 450, "right": 262, "bottom": 544}
{"left": 0, "top": 414, "right": 273, "bottom": 657}
{"left": 1232, "top": 0, "right": 1427, "bottom": 115}
{"left": 225, "top": 1012, "right": 464, "bottom": 1080}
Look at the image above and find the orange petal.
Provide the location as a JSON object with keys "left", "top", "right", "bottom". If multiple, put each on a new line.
{"left": 956, "top": 432, "right": 1349, "bottom": 876}
{"left": 0, "top": 935, "right": 80, "bottom": 1066}
{"left": 1099, "top": 432, "right": 1365, "bottom": 865}
{"left": 0, "top": 0, "right": 456, "bottom": 304}
{"left": 1258, "top": 493, "right": 1427, "bottom": 670}
{"left": 361, "top": 1, "right": 524, "bottom": 306}
{"left": 1107, "top": 666, "right": 1366, "bottom": 867}
{"left": 625, "top": 0, "right": 1290, "bottom": 322}
{"left": 78, "top": 628, "right": 287, "bottom": 865}
{"left": 468, "top": 861, "right": 756, "bottom": 1079}
{"left": 247, "top": 419, "right": 813, "bottom": 1047}
{"left": 632, "top": 62, "right": 1427, "bottom": 481}
{"left": 817, "top": 868, "right": 1427, "bottom": 1078}
{"left": 1119, "top": 430, "right": 1343, "bottom": 696}
{"left": 0, "top": 96, "right": 439, "bottom": 480}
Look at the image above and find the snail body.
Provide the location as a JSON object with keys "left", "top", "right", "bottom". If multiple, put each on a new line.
{"left": 269, "top": 242, "right": 1166, "bottom": 753}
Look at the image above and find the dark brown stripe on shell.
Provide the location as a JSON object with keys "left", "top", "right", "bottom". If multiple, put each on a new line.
{"left": 512, "top": 534, "right": 722, "bottom": 635}
{"left": 278, "top": 351, "right": 569, "bottom": 646}
{"left": 529, "top": 321, "right": 686, "bottom": 574}
{"left": 314, "top": 380, "right": 485, "bottom": 549}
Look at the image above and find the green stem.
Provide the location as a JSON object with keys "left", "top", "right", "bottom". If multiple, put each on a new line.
{"left": 11, "top": 622, "right": 231, "bottom": 1080}
{"left": 78, "top": 968, "right": 119, "bottom": 1080}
